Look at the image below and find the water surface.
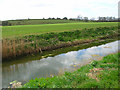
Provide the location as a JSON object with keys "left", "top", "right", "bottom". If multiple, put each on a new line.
{"left": 2, "top": 40, "right": 119, "bottom": 88}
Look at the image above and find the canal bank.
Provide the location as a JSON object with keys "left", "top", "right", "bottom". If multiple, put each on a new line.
{"left": 22, "top": 52, "right": 119, "bottom": 88}
{"left": 2, "top": 40, "right": 119, "bottom": 88}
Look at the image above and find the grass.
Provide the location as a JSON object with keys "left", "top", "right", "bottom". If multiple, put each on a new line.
{"left": 2, "top": 26, "right": 118, "bottom": 60}
{"left": 2, "top": 22, "right": 119, "bottom": 60}
{"left": 22, "top": 52, "right": 119, "bottom": 88}
{"left": 2, "top": 37, "right": 117, "bottom": 66}
{"left": 2, "top": 22, "right": 118, "bottom": 38}
{"left": 6, "top": 19, "right": 79, "bottom": 26}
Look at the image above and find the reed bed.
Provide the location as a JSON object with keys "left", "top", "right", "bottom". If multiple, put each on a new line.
{"left": 2, "top": 26, "right": 119, "bottom": 60}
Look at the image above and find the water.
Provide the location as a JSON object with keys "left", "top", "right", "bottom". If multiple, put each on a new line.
{"left": 2, "top": 40, "right": 119, "bottom": 88}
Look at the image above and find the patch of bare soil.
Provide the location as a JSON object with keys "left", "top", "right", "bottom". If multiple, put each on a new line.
{"left": 87, "top": 66, "right": 117, "bottom": 81}
{"left": 87, "top": 68, "right": 104, "bottom": 81}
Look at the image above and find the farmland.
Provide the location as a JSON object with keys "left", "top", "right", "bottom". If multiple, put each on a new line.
{"left": 2, "top": 22, "right": 118, "bottom": 38}
{"left": 3, "top": 19, "right": 80, "bottom": 26}
{"left": 1, "top": 0, "right": 119, "bottom": 88}
{"left": 2, "top": 22, "right": 119, "bottom": 60}
{"left": 2, "top": 21, "right": 119, "bottom": 88}
{"left": 2, "top": 24, "right": 119, "bottom": 60}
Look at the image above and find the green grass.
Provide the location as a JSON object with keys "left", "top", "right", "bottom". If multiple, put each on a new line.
{"left": 7, "top": 19, "right": 79, "bottom": 26}
{"left": 2, "top": 22, "right": 118, "bottom": 38}
{"left": 23, "top": 52, "right": 119, "bottom": 88}
{"left": 2, "top": 21, "right": 119, "bottom": 60}
{"left": 2, "top": 26, "right": 118, "bottom": 59}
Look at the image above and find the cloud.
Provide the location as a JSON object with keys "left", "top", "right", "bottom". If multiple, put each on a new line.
{"left": 0, "top": 0, "right": 119, "bottom": 20}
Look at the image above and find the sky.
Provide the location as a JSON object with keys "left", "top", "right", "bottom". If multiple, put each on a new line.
{"left": 0, "top": 0, "right": 119, "bottom": 20}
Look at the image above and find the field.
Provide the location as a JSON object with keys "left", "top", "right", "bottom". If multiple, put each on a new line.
{"left": 22, "top": 52, "right": 119, "bottom": 88}
{"left": 2, "top": 22, "right": 118, "bottom": 38}
{"left": 2, "top": 21, "right": 119, "bottom": 88}
{"left": 4, "top": 19, "right": 79, "bottom": 26}
{"left": 2, "top": 21, "right": 119, "bottom": 60}
{"left": 2, "top": 26, "right": 118, "bottom": 60}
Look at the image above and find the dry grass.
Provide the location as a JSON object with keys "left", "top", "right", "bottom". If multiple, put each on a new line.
{"left": 88, "top": 68, "right": 104, "bottom": 81}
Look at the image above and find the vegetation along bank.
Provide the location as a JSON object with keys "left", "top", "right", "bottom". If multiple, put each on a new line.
{"left": 2, "top": 26, "right": 119, "bottom": 60}
{"left": 22, "top": 52, "right": 119, "bottom": 88}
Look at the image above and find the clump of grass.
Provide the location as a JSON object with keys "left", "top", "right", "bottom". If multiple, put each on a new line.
{"left": 22, "top": 53, "right": 119, "bottom": 88}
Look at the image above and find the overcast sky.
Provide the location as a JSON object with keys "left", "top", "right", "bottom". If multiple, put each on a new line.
{"left": 0, "top": 0, "right": 119, "bottom": 20}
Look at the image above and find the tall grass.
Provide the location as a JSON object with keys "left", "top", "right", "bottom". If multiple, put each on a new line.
{"left": 2, "top": 26, "right": 119, "bottom": 60}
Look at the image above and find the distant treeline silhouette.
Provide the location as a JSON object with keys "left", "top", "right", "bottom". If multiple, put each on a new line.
{"left": 2, "top": 16, "right": 119, "bottom": 26}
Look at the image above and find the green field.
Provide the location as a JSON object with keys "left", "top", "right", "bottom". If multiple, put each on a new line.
{"left": 2, "top": 22, "right": 119, "bottom": 60}
{"left": 2, "top": 22, "right": 118, "bottom": 38}
{"left": 2, "top": 26, "right": 118, "bottom": 60}
{"left": 5, "top": 19, "right": 79, "bottom": 26}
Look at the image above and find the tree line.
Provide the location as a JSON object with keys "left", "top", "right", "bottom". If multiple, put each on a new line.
{"left": 44, "top": 16, "right": 119, "bottom": 22}
{"left": 2, "top": 16, "right": 119, "bottom": 26}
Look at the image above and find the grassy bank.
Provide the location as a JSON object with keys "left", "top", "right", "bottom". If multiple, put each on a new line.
{"left": 2, "top": 22, "right": 117, "bottom": 38}
{"left": 2, "top": 37, "right": 117, "bottom": 67}
{"left": 2, "top": 26, "right": 119, "bottom": 60}
{"left": 22, "top": 52, "right": 119, "bottom": 88}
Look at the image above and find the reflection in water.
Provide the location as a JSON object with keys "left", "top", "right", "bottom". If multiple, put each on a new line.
{"left": 2, "top": 41, "right": 119, "bottom": 88}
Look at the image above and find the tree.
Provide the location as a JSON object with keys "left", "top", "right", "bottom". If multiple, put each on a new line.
{"left": 98, "top": 17, "right": 102, "bottom": 21}
{"left": 48, "top": 17, "right": 52, "bottom": 19}
{"left": 63, "top": 17, "right": 68, "bottom": 20}
{"left": 98, "top": 17, "right": 106, "bottom": 22}
{"left": 83, "top": 17, "right": 88, "bottom": 22}
{"left": 69, "top": 18, "right": 74, "bottom": 20}
{"left": 103, "top": 17, "right": 107, "bottom": 21}
{"left": 77, "top": 15, "right": 83, "bottom": 20}
{"left": 52, "top": 17, "right": 55, "bottom": 19}
{"left": 57, "top": 17, "right": 61, "bottom": 20}
{"left": 118, "top": 18, "right": 120, "bottom": 22}
{"left": 2, "top": 21, "right": 9, "bottom": 26}
{"left": 112, "top": 17, "right": 116, "bottom": 21}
